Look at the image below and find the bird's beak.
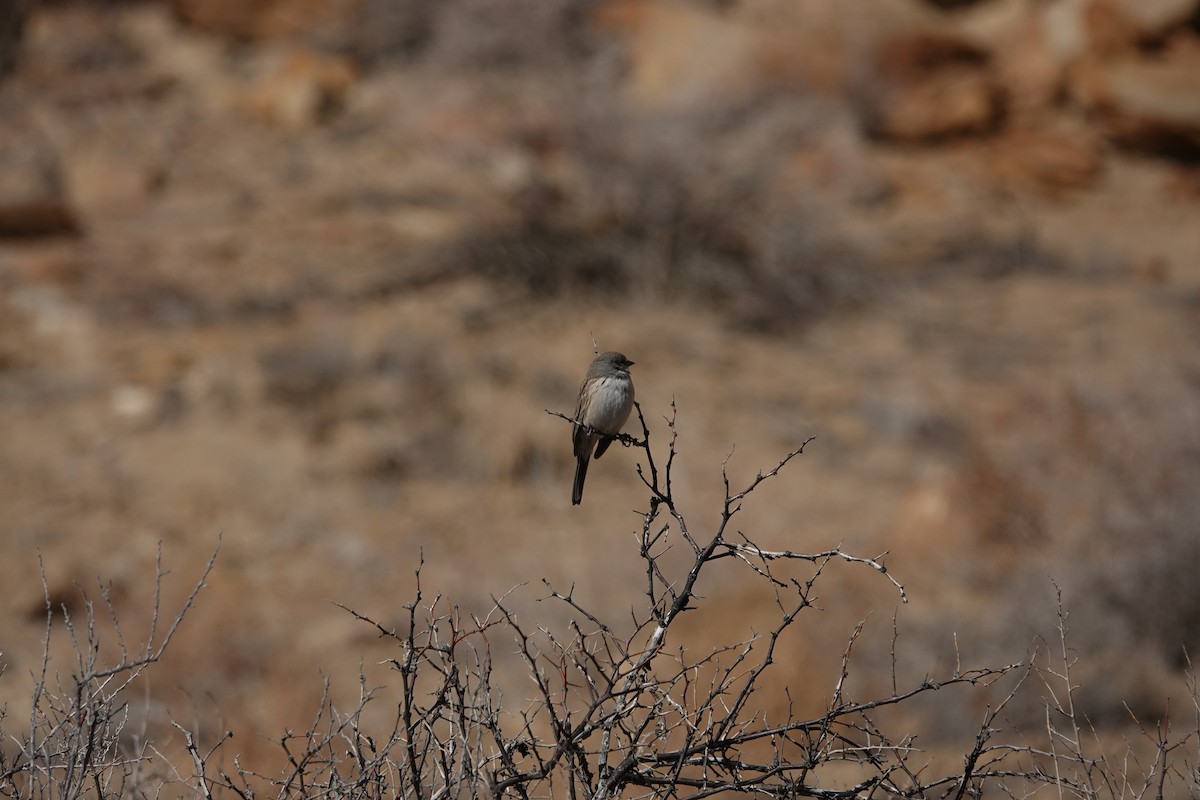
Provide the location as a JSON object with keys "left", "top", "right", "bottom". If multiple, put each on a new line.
{"left": 626, "top": 360, "right": 636, "bottom": 367}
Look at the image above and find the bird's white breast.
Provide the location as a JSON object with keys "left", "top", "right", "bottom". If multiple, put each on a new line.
{"left": 584, "top": 375, "right": 634, "bottom": 434}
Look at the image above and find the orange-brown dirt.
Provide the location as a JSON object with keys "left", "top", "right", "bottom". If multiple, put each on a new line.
{"left": 2, "top": 0, "right": 1200, "bottom": 784}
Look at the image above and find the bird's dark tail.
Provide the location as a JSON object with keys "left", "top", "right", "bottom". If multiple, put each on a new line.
{"left": 572, "top": 454, "right": 589, "bottom": 505}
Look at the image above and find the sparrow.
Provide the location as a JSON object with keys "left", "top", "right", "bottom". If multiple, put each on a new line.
{"left": 571, "top": 351, "right": 635, "bottom": 505}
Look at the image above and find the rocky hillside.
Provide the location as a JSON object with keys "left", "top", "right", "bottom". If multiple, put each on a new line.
{"left": 2, "top": 0, "right": 1199, "bottom": 778}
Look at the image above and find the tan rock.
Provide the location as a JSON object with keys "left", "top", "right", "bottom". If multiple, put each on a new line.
{"left": 889, "top": 452, "right": 1044, "bottom": 570}
{"left": 1107, "top": 0, "right": 1200, "bottom": 37}
{"left": 1081, "top": 0, "right": 1141, "bottom": 56}
{"left": 1076, "top": 52, "right": 1200, "bottom": 157}
{"left": 1070, "top": 0, "right": 1200, "bottom": 60}
{"left": 236, "top": 48, "right": 358, "bottom": 127}
{"left": 62, "top": 144, "right": 164, "bottom": 223}
{"left": 170, "top": 0, "right": 361, "bottom": 41}
{"left": 0, "top": 116, "right": 79, "bottom": 238}
{"left": 860, "top": 34, "right": 1005, "bottom": 141}
{"left": 593, "top": 0, "right": 758, "bottom": 111}
{"left": 990, "top": 12, "right": 1069, "bottom": 118}
{"left": 1164, "top": 166, "right": 1200, "bottom": 201}
{"left": 990, "top": 128, "right": 1105, "bottom": 196}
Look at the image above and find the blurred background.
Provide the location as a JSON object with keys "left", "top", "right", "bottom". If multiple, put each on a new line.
{"left": 2, "top": 0, "right": 1200, "bottom": 777}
